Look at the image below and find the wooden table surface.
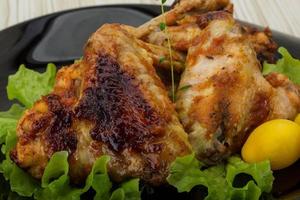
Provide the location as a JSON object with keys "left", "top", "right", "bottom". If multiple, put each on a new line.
{"left": 0, "top": 0, "right": 300, "bottom": 38}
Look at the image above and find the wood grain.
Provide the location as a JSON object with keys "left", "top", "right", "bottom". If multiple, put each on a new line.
{"left": 0, "top": 0, "right": 299, "bottom": 38}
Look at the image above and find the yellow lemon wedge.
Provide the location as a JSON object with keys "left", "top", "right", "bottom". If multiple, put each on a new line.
{"left": 294, "top": 114, "right": 300, "bottom": 126}
{"left": 242, "top": 119, "right": 300, "bottom": 170}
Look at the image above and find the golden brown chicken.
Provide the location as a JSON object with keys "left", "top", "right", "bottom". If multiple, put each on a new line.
{"left": 140, "top": 10, "right": 277, "bottom": 65}
{"left": 175, "top": 12, "right": 300, "bottom": 164}
{"left": 136, "top": 0, "right": 231, "bottom": 38}
{"left": 11, "top": 24, "right": 191, "bottom": 185}
{"left": 11, "top": 0, "right": 236, "bottom": 184}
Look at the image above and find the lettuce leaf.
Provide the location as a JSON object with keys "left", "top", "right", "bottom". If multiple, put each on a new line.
{"left": 110, "top": 179, "right": 140, "bottom": 200}
{"left": 34, "top": 151, "right": 77, "bottom": 200}
{"left": 0, "top": 105, "right": 39, "bottom": 197}
{"left": 167, "top": 154, "right": 274, "bottom": 200}
{"left": 1, "top": 159, "right": 39, "bottom": 197}
{"left": 262, "top": 47, "right": 300, "bottom": 84}
{"left": 7, "top": 64, "right": 56, "bottom": 108}
{"left": 0, "top": 127, "right": 39, "bottom": 197}
{"left": 166, "top": 153, "right": 206, "bottom": 193}
{"left": 226, "top": 156, "right": 273, "bottom": 193}
{"left": 0, "top": 104, "right": 25, "bottom": 145}
{"left": 34, "top": 152, "right": 140, "bottom": 200}
{"left": 89, "top": 155, "right": 112, "bottom": 200}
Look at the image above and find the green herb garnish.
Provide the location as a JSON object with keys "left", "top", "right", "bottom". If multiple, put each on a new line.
{"left": 159, "top": 56, "right": 166, "bottom": 64}
{"left": 159, "top": 22, "right": 166, "bottom": 31}
{"left": 178, "top": 85, "right": 192, "bottom": 91}
{"left": 160, "top": 0, "right": 176, "bottom": 102}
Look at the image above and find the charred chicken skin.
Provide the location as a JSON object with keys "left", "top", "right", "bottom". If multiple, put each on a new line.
{"left": 11, "top": 24, "right": 191, "bottom": 185}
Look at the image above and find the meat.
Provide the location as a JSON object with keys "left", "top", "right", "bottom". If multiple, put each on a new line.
{"left": 136, "top": 0, "right": 231, "bottom": 38}
{"left": 10, "top": 0, "right": 300, "bottom": 186}
{"left": 11, "top": 24, "right": 191, "bottom": 185}
{"left": 175, "top": 12, "right": 300, "bottom": 164}
{"left": 140, "top": 11, "right": 277, "bottom": 65}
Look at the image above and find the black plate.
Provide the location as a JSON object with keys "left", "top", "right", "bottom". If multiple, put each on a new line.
{"left": 1, "top": 4, "right": 300, "bottom": 199}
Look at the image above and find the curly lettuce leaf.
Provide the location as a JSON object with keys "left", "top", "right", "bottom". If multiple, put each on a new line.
{"left": 7, "top": 64, "right": 56, "bottom": 108}
{"left": 34, "top": 151, "right": 77, "bottom": 200}
{"left": 226, "top": 156, "right": 274, "bottom": 193}
{"left": 0, "top": 120, "right": 39, "bottom": 197}
{"left": 1, "top": 159, "right": 39, "bottom": 197}
{"left": 34, "top": 152, "right": 109, "bottom": 200}
{"left": 0, "top": 104, "right": 25, "bottom": 145}
{"left": 167, "top": 154, "right": 274, "bottom": 200}
{"left": 34, "top": 152, "right": 140, "bottom": 200}
{"left": 166, "top": 153, "right": 206, "bottom": 192}
{"left": 0, "top": 148, "right": 39, "bottom": 197}
{"left": 110, "top": 179, "right": 140, "bottom": 200}
{"left": 262, "top": 47, "right": 300, "bottom": 84}
{"left": 89, "top": 155, "right": 112, "bottom": 200}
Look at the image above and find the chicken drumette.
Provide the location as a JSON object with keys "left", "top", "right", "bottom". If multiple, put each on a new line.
{"left": 11, "top": 24, "right": 191, "bottom": 185}
{"left": 135, "top": 1, "right": 290, "bottom": 164}
{"left": 175, "top": 12, "right": 300, "bottom": 163}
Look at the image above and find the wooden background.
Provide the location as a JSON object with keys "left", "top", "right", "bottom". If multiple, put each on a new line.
{"left": 0, "top": 0, "right": 300, "bottom": 38}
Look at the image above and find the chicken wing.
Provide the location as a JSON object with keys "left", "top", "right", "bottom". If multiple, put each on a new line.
{"left": 136, "top": 0, "right": 230, "bottom": 38}
{"left": 175, "top": 12, "right": 300, "bottom": 164}
{"left": 141, "top": 11, "right": 277, "bottom": 65}
{"left": 11, "top": 24, "right": 191, "bottom": 185}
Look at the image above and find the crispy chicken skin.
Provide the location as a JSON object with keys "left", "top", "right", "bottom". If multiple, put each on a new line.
{"left": 11, "top": 24, "right": 191, "bottom": 185}
{"left": 175, "top": 13, "right": 300, "bottom": 164}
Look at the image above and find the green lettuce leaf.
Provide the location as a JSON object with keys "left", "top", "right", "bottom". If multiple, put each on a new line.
{"left": 34, "top": 151, "right": 76, "bottom": 200}
{"left": 110, "top": 179, "right": 140, "bottom": 200}
{"left": 0, "top": 133, "right": 39, "bottom": 197}
{"left": 262, "top": 47, "right": 300, "bottom": 84}
{"left": 34, "top": 152, "right": 140, "bottom": 200}
{"left": 226, "top": 156, "right": 274, "bottom": 193}
{"left": 0, "top": 116, "right": 39, "bottom": 197}
{"left": 1, "top": 160, "right": 39, "bottom": 197}
{"left": 89, "top": 155, "right": 112, "bottom": 200}
{"left": 166, "top": 153, "right": 206, "bottom": 193}
{"left": 7, "top": 64, "right": 56, "bottom": 108}
{"left": 167, "top": 154, "right": 274, "bottom": 200}
{"left": 0, "top": 104, "right": 25, "bottom": 145}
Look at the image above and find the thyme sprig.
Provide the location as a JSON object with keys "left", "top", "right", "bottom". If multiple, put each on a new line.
{"left": 160, "top": 0, "right": 176, "bottom": 102}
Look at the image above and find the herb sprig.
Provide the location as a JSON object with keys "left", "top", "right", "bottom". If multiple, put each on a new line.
{"left": 160, "top": 0, "right": 176, "bottom": 102}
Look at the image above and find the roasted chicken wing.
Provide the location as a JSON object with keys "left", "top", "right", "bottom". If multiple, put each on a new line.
{"left": 140, "top": 11, "right": 277, "bottom": 65}
{"left": 11, "top": 24, "right": 191, "bottom": 185}
{"left": 175, "top": 12, "right": 300, "bottom": 164}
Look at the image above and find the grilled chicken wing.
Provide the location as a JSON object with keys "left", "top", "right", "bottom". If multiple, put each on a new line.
{"left": 175, "top": 12, "right": 300, "bottom": 164}
{"left": 11, "top": 24, "right": 191, "bottom": 185}
{"left": 136, "top": 0, "right": 230, "bottom": 38}
{"left": 141, "top": 11, "right": 277, "bottom": 65}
